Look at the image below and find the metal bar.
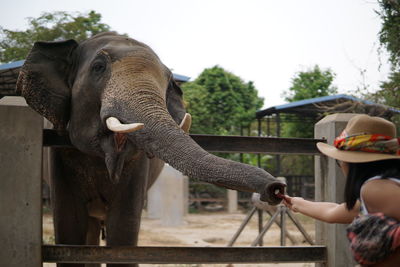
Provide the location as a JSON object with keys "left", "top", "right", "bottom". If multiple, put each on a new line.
{"left": 265, "top": 210, "right": 297, "bottom": 245}
{"left": 257, "top": 119, "right": 262, "bottom": 167}
{"left": 258, "top": 209, "right": 264, "bottom": 246}
{"left": 227, "top": 207, "right": 257, "bottom": 246}
{"left": 0, "top": 81, "right": 17, "bottom": 85}
{"left": 43, "top": 130, "right": 324, "bottom": 155}
{"left": 251, "top": 210, "right": 280, "bottom": 246}
{"left": 276, "top": 113, "right": 281, "bottom": 175}
{"left": 43, "top": 245, "right": 327, "bottom": 263}
{"left": 189, "top": 198, "right": 226, "bottom": 202}
{"left": 280, "top": 206, "right": 286, "bottom": 246}
{"left": 287, "top": 210, "right": 315, "bottom": 245}
{"left": 240, "top": 126, "right": 244, "bottom": 162}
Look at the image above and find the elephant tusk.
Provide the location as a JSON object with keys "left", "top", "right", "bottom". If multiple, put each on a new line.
{"left": 179, "top": 113, "right": 192, "bottom": 133}
{"left": 106, "top": 117, "right": 144, "bottom": 133}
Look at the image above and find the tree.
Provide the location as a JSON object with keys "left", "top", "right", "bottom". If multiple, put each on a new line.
{"left": 370, "top": 1, "right": 400, "bottom": 111}
{"left": 282, "top": 65, "right": 338, "bottom": 138}
{"left": 377, "top": 0, "right": 400, "bottom": 70}
{"left": 182, "top": 65, "right": 264, "bottom": 135}
{"left": 370, "top": 72, "right": 400, "bottom": 132}
{"left": 283, "top": 65, "right": 337, "bottom": 103}
{"left": 182, "top": 66, "right": 264, "bottom": 203}
{"left": 0, "top": 11, "right": 111, "bottom": 63}
{"left": 279, "top": 66, "right": 338, "bottom": 176}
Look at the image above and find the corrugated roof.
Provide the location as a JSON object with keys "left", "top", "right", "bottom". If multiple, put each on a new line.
{"left": 172, "top": 73, "right": 190, "bottom": 82}
{"left": 256, "top": 94, "right": 400, "bottom": 119}
{"left": 0, "top": 60, "right": 23, "bottom": 97}
{"left": 0, "top": 60, "right": 24, "bottom": 71}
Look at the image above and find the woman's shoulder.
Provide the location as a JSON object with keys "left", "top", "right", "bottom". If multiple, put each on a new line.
{"left": 363, "top": 177, "right": 400, "bottom": 188}
{"left": 361, "top": 178, "right": 400, "bottom": 220}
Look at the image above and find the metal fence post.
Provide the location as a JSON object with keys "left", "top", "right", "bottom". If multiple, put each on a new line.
{"left": 0, "top": 97, "right": 43, "bottom": 267}
{"left": 314, "top": 113, "right": 357, "bottom": 267}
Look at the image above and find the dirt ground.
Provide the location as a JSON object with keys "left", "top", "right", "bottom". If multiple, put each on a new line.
{"left": 43, "top": 208, "right": 316, "bottom": 267}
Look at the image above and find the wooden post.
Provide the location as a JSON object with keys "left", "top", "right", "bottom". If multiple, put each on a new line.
{"left": 314, "top": 113, "right": 357, "bottom": 267}
{"left": 0, "top": 97, "right": 43, "bottom": 267}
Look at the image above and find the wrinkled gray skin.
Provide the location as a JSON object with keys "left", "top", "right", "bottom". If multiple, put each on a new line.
{"left": 17, "top": 32, "right": 285, "bottom": 267}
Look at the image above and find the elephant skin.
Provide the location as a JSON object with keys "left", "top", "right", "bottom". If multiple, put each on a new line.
{"left": 16, "top": 32, "right": 285, "bottom": 267}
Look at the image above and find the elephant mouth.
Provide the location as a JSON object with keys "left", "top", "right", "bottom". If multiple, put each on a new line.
{"left": 100, "top": 116, "right": 145, "bottom": 183}
{"left": 114, "top": 133, "right": 128, "bottom": 152}
{"left": 101, "top": 114, "right": 191, "bottom": 183}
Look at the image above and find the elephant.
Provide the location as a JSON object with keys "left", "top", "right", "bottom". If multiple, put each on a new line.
{"left": 16, "top": 32, "right": 285, "bottom": 267}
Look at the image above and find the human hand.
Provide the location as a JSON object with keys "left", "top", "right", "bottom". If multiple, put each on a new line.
{"left": 281, "top": 195, "right": 304, "bottom": 213}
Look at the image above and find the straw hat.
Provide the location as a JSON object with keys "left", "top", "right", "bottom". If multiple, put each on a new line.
{"left": 317, "top": 114, "right": 400, "bottom": 163}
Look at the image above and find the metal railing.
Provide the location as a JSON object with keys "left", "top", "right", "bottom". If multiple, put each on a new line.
{"left": 42, "top": 129, "right": 327, "bottom": 264}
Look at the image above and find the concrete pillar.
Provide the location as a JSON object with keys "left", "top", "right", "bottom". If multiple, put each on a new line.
{"left": 183, "top": 175, "right": 189, "bottom": 216}
{"left": 147, "top": 171, "right": 164, "bottom": 219}
{"left": 314, "top": 113, "right": 357, "bottom": 267}
{"left": 147, "top": 164, "right": 188, "bottom": 226}
{"left": 227, "top": 189, "right": 238, "bottom": 213}
{"left": 0, "top": 97, "right": 43, "bottom": 267}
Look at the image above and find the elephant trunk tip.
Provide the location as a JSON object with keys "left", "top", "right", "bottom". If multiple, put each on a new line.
{"left": 260, "top": 181, "right": 287, "bottom": 205}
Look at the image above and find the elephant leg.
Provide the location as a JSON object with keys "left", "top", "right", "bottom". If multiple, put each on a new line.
{"left": 86, "top": 217, "right": 101, "bottom": 244}
{"left": 85, "top": 217, "right": 101, "bottom": 267}
{"left": 52, "top": 191, "right": 88, "bottom": 267}
{"left": 105, "top": 157, "right": 149, "bottom": 267}
{"left": 51, "top": 149, "right": 88, "bottom": 267}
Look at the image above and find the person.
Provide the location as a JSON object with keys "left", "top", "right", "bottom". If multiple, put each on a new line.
{"left": 281, "top": 114, "right": 400, "bottom": 266}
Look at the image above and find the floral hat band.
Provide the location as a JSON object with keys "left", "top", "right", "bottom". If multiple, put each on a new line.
{"left": 317, "top": 114, "right": 400, "bottom": 163}
{"left": 333, "top": 130, "right": 400, "bottom": 155}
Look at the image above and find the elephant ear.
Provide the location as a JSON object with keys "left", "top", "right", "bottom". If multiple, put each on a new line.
{"left": 166, "top": 78, "right": 187, "bottom": 127}
{"left": 16, "top": 39, "right": 78, "bottom": 131}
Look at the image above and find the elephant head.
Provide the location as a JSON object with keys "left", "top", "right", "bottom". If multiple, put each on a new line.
{"left": 16, "top": 32, "right": 284, "bottom": 204}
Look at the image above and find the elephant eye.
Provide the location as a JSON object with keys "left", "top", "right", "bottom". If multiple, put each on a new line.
{"left": 92, "top": 62, "right": 106, "bottom": 74}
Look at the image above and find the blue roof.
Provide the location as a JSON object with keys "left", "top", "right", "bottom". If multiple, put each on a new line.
{"left": 172, "top": 73, "right": 190, "bottom": 82}
{"left": 274, "top": 94, "right": 375, "bottom": 110}
{"left": 256, "top": 94, "right": 400, "bottom": 118}
{"left": 0, "top": 60, "right": 24, "bottom": 71}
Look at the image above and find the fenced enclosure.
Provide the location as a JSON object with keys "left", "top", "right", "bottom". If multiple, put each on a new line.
{"left": 1, "top": 96, "right": 358, "bottom": 266}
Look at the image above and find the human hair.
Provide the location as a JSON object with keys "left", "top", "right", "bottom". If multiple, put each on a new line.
{"left": 344, "top": 159, "right": 400, "bottom": 210}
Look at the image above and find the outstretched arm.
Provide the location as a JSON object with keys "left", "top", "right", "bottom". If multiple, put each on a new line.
{"left": 282, "top": 196, "right": 359, "bottom": 224}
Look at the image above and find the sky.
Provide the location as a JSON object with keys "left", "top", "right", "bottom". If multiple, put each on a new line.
{"left": 0, "top": 0, "right": 391, "bottom": 108}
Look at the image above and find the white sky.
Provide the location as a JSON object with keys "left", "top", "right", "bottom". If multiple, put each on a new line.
{"left": 0, "top": 0, "right": 391, "bottom": 108}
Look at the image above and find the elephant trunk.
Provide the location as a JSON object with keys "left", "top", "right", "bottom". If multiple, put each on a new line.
{"left": 101, "top": 60, "right": 284, "bottom": 205}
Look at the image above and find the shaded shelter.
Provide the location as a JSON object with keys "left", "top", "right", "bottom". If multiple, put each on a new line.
{"left": 256, "top": 94, "right": 400, "bottom": 138}
{"left": 255, "top": 94, "right": 400, "bottom": 198}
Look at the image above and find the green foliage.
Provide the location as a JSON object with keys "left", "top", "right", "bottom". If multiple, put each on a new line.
{"left": 375, "top": 71, "right": 400, "bottom": 107}
{"left": 182, "top": 66, "right": 264, "bottom": 179}
{"left": 283, "top": 65, "right": 338, "bottom": 103}
{"left": 0, "top": 11, "right": 111, "bottom": 63}
{"left": 377, "top": 0, "right": 400, "bottom": 70}
{"left": 280, "top": 155, "right": 314, "bottom": 176}
{"left": 368, "top": 71, "right": 400, "bottom": 132}
{"left": 279, "top": 65, "right": 337, "bottom": 177}
{"left": 374, "top": 1, "right": 400, "bottom": 129}
{"left": 282, "top": 65, "right": 338, "bottom": 138}
{"left": 182, "top": 65, "right": 264, "bottom": 135}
